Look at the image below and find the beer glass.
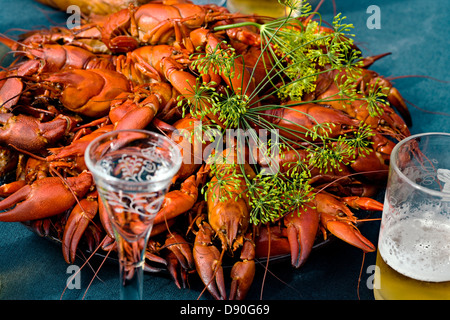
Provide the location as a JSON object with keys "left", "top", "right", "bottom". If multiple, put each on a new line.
{"left": 374, "top": 132, "right": 450, "bottom": 300}
{"left": 85, "top": 129, "right": 181, "bottom": 299}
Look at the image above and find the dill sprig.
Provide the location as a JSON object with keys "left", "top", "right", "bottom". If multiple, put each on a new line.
{"left": 177, "top": 79, "right": 216, "bottom": 120}
{"left": 246, "top": 170, "right": 314, "bottom": 225}
{"left": 190, "top": 41, "right": 237, "bottom": 80}
{"left": 202, "top": 161, "right": 244, "bottom": 203}
{"left": 361, "top": 79, "right": 389, "bottom": 117}
{"left": 211, "top": 88, "right": 249, "bottom": 129}
{"left": 176, "top": 0, "right": 387, "bottom": 226}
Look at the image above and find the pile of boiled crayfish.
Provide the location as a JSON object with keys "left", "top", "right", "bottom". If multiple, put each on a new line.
{"left": 0, "top": 0, "right": 412, "bottom": 300}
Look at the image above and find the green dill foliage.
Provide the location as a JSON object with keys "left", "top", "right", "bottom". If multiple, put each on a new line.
{"left": 303, "top": 122, "right": 375, "bottom": 173}
{"left": 331, "top": 58, "right": 391, "bottom": 119}
{"left": 344, "top": 123, "right": 375, "bottom": 156}
{"left": 202, "top": 160, "right": 245, "bottom": 203}
{"left": 362, "top": 79, "right": 390, "bottom": 117}
{"left": 176, "top": 0, "right": 386, "bottom": 226}
{"left": 211, "top": 89, "right": 249, "bottom": 129}
{"left": 252, "top": 4, "right": 362, "bottom": 101}
{"left": 176, "top": 79, "right": 216, "bottom": 120}
{"left": 190, "top": 42, "right": 237, "bottom": 80}
{"left": 184, "top": 43, "right": 252, "bottom": 129}
{"left": 246, "top": 169, "right": 314, "bottom": 225}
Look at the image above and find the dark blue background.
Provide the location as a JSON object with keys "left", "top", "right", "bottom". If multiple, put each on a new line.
{"left": 0, "top": 0, "right": 449, "bottom": 300}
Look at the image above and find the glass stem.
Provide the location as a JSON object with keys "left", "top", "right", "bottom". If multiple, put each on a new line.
{"left": 115, "top": 231, "right": 151, "bottom": 300}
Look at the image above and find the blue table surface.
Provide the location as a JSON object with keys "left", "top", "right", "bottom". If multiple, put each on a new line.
{"left": 0, "top": 0, "right": 449, "bottom": 301}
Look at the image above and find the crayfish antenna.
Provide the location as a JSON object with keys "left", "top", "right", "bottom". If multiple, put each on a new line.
{"left": 60, "top": 236, "right": 110, "bottom": 300}
{"left": 82, "top": 247, "right": 112, "bottom": 300}
{"left": 357, "top": 251, "right": 366, "bottom": 300}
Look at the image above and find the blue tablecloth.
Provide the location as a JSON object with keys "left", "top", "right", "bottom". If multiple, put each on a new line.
{"left": 0, "top": 0, "right": 449, "bottom": 301}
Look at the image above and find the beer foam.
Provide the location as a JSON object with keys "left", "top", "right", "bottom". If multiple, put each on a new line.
{"left": 379, "top": 212, "right": 450, "bottom": 282}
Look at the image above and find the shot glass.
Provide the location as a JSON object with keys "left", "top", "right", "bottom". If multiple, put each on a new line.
{"left": 85, "top": 129, "right": 181, "bottom": 299}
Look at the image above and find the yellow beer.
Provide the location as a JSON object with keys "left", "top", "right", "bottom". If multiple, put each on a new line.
{"left": 227, "top": 0, "right": 300, "bottom": 17}
{"left": 374, "top": 217, "right": 450, "bottom": 300}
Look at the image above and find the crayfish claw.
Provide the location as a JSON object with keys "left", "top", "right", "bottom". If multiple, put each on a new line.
{"left": 165, "top": 251, "right": 189, "bottom": 289}
{"left": 316, "top": 192, "right": 376, "bottom": 253}
{"left": 360, "top": 52, "right": 391, "bottom": 68}
{"left": 387, "top": 87, "right": 412, "bottom": 127}
{"left": 0, "top": 171, "right": 92, "bottom": 222}
{"left": 284, "top": 203, "right": 320, "bottom": 268}
{"left": 341, "top": 196, "right": 384, "bottom": 211}
{"left": 323, "top": 217, "right": 376, "bottom": 253}
{"left": 193, "top": 219, "right": 227, "bottom": 300}
{"left": 229, "top": 237, "right": 255, "bottom": 300}
{"left": 62, "top": 191, "right": 99, "bottom": 264}
{"left": 164, "top": 231, "right": 195, "bottom": 270}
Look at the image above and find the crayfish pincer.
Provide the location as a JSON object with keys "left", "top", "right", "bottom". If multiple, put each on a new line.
{"left": 0, "top": 113, "right": 81, "bottom": 153}
{"left": 229, "top": 236, "right": 256, "bottom": 300}
{"left": 0, "top": 171, "right": 92, "bottom": 222}
{"left": 193, "top": 216, "right": 227, "bottom": 300}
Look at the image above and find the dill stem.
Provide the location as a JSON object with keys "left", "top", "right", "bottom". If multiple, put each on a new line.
{"left": 214, "top": 21, "right": 263, "bottom": 32}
